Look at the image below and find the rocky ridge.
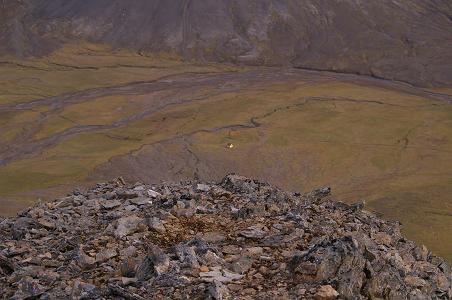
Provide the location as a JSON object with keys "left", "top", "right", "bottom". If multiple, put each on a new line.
{"left": 0, "top": 175, "right": 451, "bottom": 299}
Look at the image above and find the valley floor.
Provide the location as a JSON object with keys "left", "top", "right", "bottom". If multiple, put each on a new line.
{"left": 1, "top": 43, "right": 451, "bottom": 261}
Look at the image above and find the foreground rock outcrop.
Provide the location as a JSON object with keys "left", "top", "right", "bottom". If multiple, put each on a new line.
{"left": 1, "top": 0, "right": 452, "bottom": 86}
{"left": 0, "top": 175, "right": 450, "bottom": 299}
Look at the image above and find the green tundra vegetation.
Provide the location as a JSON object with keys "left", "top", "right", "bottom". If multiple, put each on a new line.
{"left": 0, "top": 43, "right": 451, "bottom": 262}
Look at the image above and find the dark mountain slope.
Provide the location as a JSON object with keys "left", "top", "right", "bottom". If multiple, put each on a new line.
{"left": 1, "top": 0, "right": 452, "bottom": 85}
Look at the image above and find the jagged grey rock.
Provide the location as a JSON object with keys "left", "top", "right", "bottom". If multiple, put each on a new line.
{"left": 0, "top": 175, "right": 450, "bottom": 299}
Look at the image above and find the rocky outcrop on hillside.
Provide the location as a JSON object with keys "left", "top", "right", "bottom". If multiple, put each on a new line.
{"left": 1, "top": 0, "right": 452, "bottom": 86}
{"left": 0, "top": 175, "right": 451, "bottom": 299}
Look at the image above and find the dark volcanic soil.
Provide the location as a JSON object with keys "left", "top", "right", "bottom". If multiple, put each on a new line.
{"left": 1, "top": 0, "right": 452, "bottom": 86}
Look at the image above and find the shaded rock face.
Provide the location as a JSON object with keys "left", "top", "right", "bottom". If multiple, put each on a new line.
{"left": 1, "top": 0, "right": 452, "bottom": 86}
{"left": 0, "top": 175, "right": 451, "bottom": 299}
